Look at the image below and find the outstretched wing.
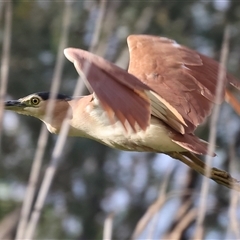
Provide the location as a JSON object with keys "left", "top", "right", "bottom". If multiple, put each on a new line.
{"left": 127, "top": 35, "right": 233, "bottom": 134}
{"left": 64, "top": 48, "right": 151, "bottom": 132}
{"left": 64, "top": 35, "right": 240, "bottom": 135}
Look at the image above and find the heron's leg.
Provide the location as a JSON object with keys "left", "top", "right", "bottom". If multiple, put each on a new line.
{"left": 183, "top": 152, "right": 231, "bottom": 179}
{"left": 182, "top": 152, "right": 206, "bottom": 168}
{"left": 168, "top": 152, "right": 240, "bottom": 191}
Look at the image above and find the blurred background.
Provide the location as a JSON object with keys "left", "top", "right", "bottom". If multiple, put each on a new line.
{"left": 1, "top": 0, "right": 240, "bottom": 239}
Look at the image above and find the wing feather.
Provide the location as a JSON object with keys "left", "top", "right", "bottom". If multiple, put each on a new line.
{"left": 64, "top": 35, "right": 240, "bottom": 135}
{"left": 64, "top": 48, "right": 151, "bottom": 132}
{"left": 127, "top": 34, "right": 237, "bottom": 133}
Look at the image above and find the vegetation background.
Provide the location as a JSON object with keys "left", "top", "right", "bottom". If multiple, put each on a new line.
{"left": 1, "top": 0, "right": 240, "bottom": 239}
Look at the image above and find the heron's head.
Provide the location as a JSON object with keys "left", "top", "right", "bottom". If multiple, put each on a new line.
{"left": 5, "top": 92, "right": 72, "bottom": 133}
{"left": 5, "top": 92, "right": 71, "bottom": 117}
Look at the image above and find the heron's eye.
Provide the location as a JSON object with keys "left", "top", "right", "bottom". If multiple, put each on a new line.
{"left": 31, "top": 97, "right": 40, "bottom": 105}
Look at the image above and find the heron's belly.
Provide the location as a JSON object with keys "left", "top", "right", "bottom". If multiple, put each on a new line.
{"left": 90, "top": 118, "right": 185, "bottom": 153}
{"left": 70, "top": 103, "right": 185, "bottom": 152}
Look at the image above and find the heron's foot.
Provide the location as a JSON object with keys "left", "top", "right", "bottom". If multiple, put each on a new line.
{"left": 211, "top": 167, "right": 232, "bottom": 179}
{"left": 211, "top": 167, "right": 240, "bottom": 187}
{"left": 170, "top": 152, "right": 240, "bottom": 191}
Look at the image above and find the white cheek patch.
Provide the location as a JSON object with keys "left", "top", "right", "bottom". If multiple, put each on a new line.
{"left": 19, "top": 107, "right": 40, "bottom": 117}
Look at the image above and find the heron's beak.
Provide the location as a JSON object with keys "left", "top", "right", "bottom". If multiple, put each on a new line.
{"left": 4, "top": 100, "right": 27, "bottom": 111}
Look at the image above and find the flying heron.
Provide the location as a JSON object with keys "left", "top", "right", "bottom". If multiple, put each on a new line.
{"left": 4, "top": 35, "right": 240, "bottom": 190}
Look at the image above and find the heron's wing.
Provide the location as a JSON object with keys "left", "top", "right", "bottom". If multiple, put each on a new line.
{"left": 127, "top": 35, "right": 238, "bottom": 134}
{"left": 64, "top": 48, "right": 151, "bottom": 133}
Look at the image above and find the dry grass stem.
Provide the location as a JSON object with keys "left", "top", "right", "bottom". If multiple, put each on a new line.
{"left": 23, "top": 0, "right": 107, "bottom": 238}
{"left": 0, "top": 0, "right": 12, "bottom": 134}
{"left": 80, "top": 0, "right": 107, "bottom": 92}
{"left": 170, "top": 199, "right": 192, "bottom": 227}
{"left": 0, "top": 208, "right": 20, "bottom": 239}
{"left": 131, "top": 164, "right": 174, "bottom": 240}
{"left": 115, "top": 7, "right": 154, "bottom": 69}
{"left": 103, "top": 213, "right": 114, "bottom": 240}
{"left": 89, "top": 0, "right": 107, "bottom": 53}
{"left": 193, "top": 26, "right": 230, "bottom": 239}
{"left": 228, "top": 142, "right": 240, "bottom": 238}
{"left": 16, "top": 1, "right": 73, "bottom": 239}
{"left": 165, "top": 209, "right": 198, "bottom": 240}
